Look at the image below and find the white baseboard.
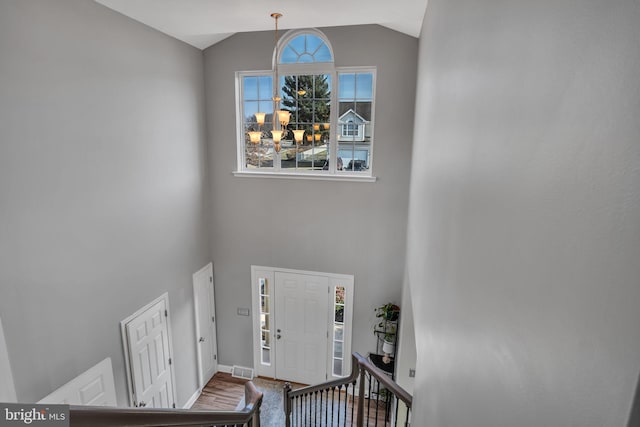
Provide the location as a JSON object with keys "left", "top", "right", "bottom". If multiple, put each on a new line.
{"left": 217, "top": 364, "right": 233, "bottom": 374}
{"left": 183, "top": 388, "right": 201, "bottom": 409}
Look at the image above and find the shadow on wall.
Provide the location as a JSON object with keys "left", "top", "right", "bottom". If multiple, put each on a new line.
{"left": 628, "top": 371, "right": 640, "bottom": 427}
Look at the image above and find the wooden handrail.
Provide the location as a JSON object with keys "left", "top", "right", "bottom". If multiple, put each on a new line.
{"left": 284, "top": 352, "right": 412, "bottom": 427}
{"left": 284, "top": 353, "right": 361, "bottom": 398}
{"left": 353, "top": 352, "right": 412, "bottom": 406}
{"left": 70, "top": 381, "right": 263, "bottom": 427}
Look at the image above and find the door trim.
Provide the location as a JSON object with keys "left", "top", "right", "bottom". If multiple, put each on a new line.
{"left": 193, "top": 262, "right": 218, "bottom": 389}
{"left": 250, "top": 266, "right": 354, "bottom": 382}
{"left": 120, "top": 292, "right": 178, "bottom": 408}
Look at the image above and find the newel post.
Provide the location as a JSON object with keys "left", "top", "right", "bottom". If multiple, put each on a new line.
{"left": 283, "top": 382, "right": 292, "bottom": 427}
{"left": 356, "top": 360, "right": 365, "bottom": 427}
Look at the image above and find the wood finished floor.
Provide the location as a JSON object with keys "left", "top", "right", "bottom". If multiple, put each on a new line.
{"left": 190, "top": 372, "right": 395, "bottom": 426}
{"left": 191, "top": 372, "right": 249, "bottom": 410}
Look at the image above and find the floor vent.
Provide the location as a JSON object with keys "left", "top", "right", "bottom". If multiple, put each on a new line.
{"left": 231, "top": 366, "right": 254, "bottom": 380}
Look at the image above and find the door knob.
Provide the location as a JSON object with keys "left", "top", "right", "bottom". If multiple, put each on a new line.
{"left": 277, "top": 329, "right": 281, "bottom": 333}
{"left": 276, "top": 334, "right": 282, "bottom": 339}
{"left": 199, "top": 337, "right": 205, "bottom": 342}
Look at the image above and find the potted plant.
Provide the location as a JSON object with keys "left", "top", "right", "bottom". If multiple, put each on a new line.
{"left": 374, "top": 303, "right": 400, "bottom": 358}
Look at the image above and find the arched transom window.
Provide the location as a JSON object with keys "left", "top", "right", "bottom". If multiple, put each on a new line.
{"left": 279, "top": 33, "right": 333, "bottom": 64}
{"left": 236, "top": 29, "right": 376, "bottom": 181}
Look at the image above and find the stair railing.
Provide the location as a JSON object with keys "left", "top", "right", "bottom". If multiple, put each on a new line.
{"left": 69, "top": 380, "right": 263, "bottom": 427}
{"left": 283, "top": 352, "right": 412, "bottom": 427}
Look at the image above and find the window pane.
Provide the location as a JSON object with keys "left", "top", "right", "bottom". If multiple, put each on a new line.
{"left": 243, "top": 76, "right": 259, "bottom": 100}
{"left": 337, "top": 72, "right": 373, "bottom": 173}
{"left": 355, "top": 73, "right": 373, "bottom": 100}
{"left": 335, "top": 305, "right": 344, "bottom": 323}
{"left": 278, "top": 74, "right": 331, "bottom": 172}
{"left": 315, "top": 44, "right": 332, "bottom": 62}
{"left": 306, "top": 35, "right": 323, "bottom": 54}
{"left": 334, "top": 341, "right": 343, "bottom": 358}
{"left": 334, "top": 324, "right": 344, "bottom": 341}
{"left": 281, "top": 46, "right": 298, "bottom": 64}
{"left": 339, "top": 74, "right": 355, "bottom": 100}
{"left": 258, "top": 76, "right": 272, "bottom": 95}
{"left": 262, "top": 348, "right": 271, "bottom": 365}
{"left": 261, "top": 330, "right": 270, "bottom": 347}
{"left": 299, "top": 53, "right": 314, "bottom": 63}
{"left": 242, "top": 74, "right": 275, "bottom": 171}
{"left": 259, "top": 278, "right": 269, "bottom": 295}
{"left": 333, "top": 358, "right": 343, "bottom": 376}
{"left": 244, "top": 101, "right": 259, "bottom": 122}
{"left": 280, "top": 34, "right": 333, "bottom": 64}
{"left": 289, "top": 36, "right": 305, "bottom": 54}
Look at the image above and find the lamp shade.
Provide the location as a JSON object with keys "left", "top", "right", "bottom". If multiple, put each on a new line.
{"left": 292, "top": 129, "right": 305, "bottom": 143}
{"left": 313, "top": 123, "right": 320, "bottom": 131}
{"left": 277, "top": 110, "right": 290, "bottom": 127}
{"left": 271, "top": 129, "right": 282, "bottom": 143}
{"left": 314, "top": 133, "right": 321, "bottom": 141}
{"left": 254, "top": 112, "right": 266, "bottom": 126}
{"left": 248, "top": 131, "right": 262, "bottom": 144}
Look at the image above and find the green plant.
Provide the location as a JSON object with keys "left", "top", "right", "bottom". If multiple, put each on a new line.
{"left": 374, "top": 303, "right": 400, "bottom": 341}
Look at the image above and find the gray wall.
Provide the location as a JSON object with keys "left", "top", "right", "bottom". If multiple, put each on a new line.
{"left": 204, "top": 25, "right": 417, "bottom": 367}
{"left": 407, "top": 0, "right": 640, "bottom": 426}
{"left": 0, "top": 0, "right": 209, "bottom": 406}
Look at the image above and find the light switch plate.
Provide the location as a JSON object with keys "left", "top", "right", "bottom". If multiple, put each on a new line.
{"left": 237, "top": 308, "right": 250, "bottom": 316}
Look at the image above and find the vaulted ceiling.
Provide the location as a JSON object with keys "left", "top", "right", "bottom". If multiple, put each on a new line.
{"left": 94, "top": 0, "right": 428, "bottom": 49}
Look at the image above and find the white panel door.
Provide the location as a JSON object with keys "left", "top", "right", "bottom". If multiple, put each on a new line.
{"left": 193, "top": 263, "right": 218, "bottom": 388}
{"left": 39, "top": 358, "right": 117, "bottom": 406}
{"left": 125, "top": 299, "right": 175, "bottom": 408}
{"left": 275, "top": 272, "right": 329, "bottom": 385}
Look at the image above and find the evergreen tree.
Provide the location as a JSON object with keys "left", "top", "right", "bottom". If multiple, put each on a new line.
{"left": 281, "top": 75, "right": 331, "bottom": 126}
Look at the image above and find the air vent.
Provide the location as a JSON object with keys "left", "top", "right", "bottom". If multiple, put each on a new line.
{"left": 231, "top": 365, "right": 254, "bottom": 380}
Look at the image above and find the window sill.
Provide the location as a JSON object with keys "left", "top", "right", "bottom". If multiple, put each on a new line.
{"left": 232, "top": 171, "right": 377, "bottom": 182}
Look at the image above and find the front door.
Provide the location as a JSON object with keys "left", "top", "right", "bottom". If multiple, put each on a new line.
{"left": 124, "top": 298, "right": 175, "bottom": 408}
{"left": 274, "top": 272, "right": 329, "bottom": 384}
{"left": 193, "top": 263, "right": 218, "bottom": 388}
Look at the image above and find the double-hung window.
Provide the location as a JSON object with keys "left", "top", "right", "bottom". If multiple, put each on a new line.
{"left": 236, "top": 29, "right": 376, "bottom": 180}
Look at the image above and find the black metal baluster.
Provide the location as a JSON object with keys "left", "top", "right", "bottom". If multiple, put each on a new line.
{"left": 338, "top": 384, "right": 344, "bottom": 426}
{"left": 367, "top": 372, "right": 373, "bottom": 426}
{"left": 343, "top": 383, "right": 349, "bottom": 426}
{"left": 351, "top": 380, "right": 356, "bottom": 426}
{"left": 313, "top": 391, "right": 317, "bottom": 427}
{"left": 331, "top": 387, "right": 336, "bottom": 425}
{"left": 374, "top": 378, "right": 380, "bottom": 427}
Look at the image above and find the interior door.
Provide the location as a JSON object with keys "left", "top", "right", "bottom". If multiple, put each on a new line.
{"left": 275, "top": 272, "right": 329, "bottom": 384}
{"left": 193, "top": 263, "right": 218, "bottom": 388}
{"left": 125, "top": 299, "right": 175, "bottom": 408}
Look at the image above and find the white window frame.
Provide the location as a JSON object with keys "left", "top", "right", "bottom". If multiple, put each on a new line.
{"left": 250, "top": 266, "right": 355, "bottom": 381}
{"left": 234, "top": 29, "right": 377, "bottom": 182}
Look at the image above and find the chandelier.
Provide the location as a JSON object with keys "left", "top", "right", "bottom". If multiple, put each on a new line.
{"left": 246, "top": 13, "right": 307, "bottom": 154}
